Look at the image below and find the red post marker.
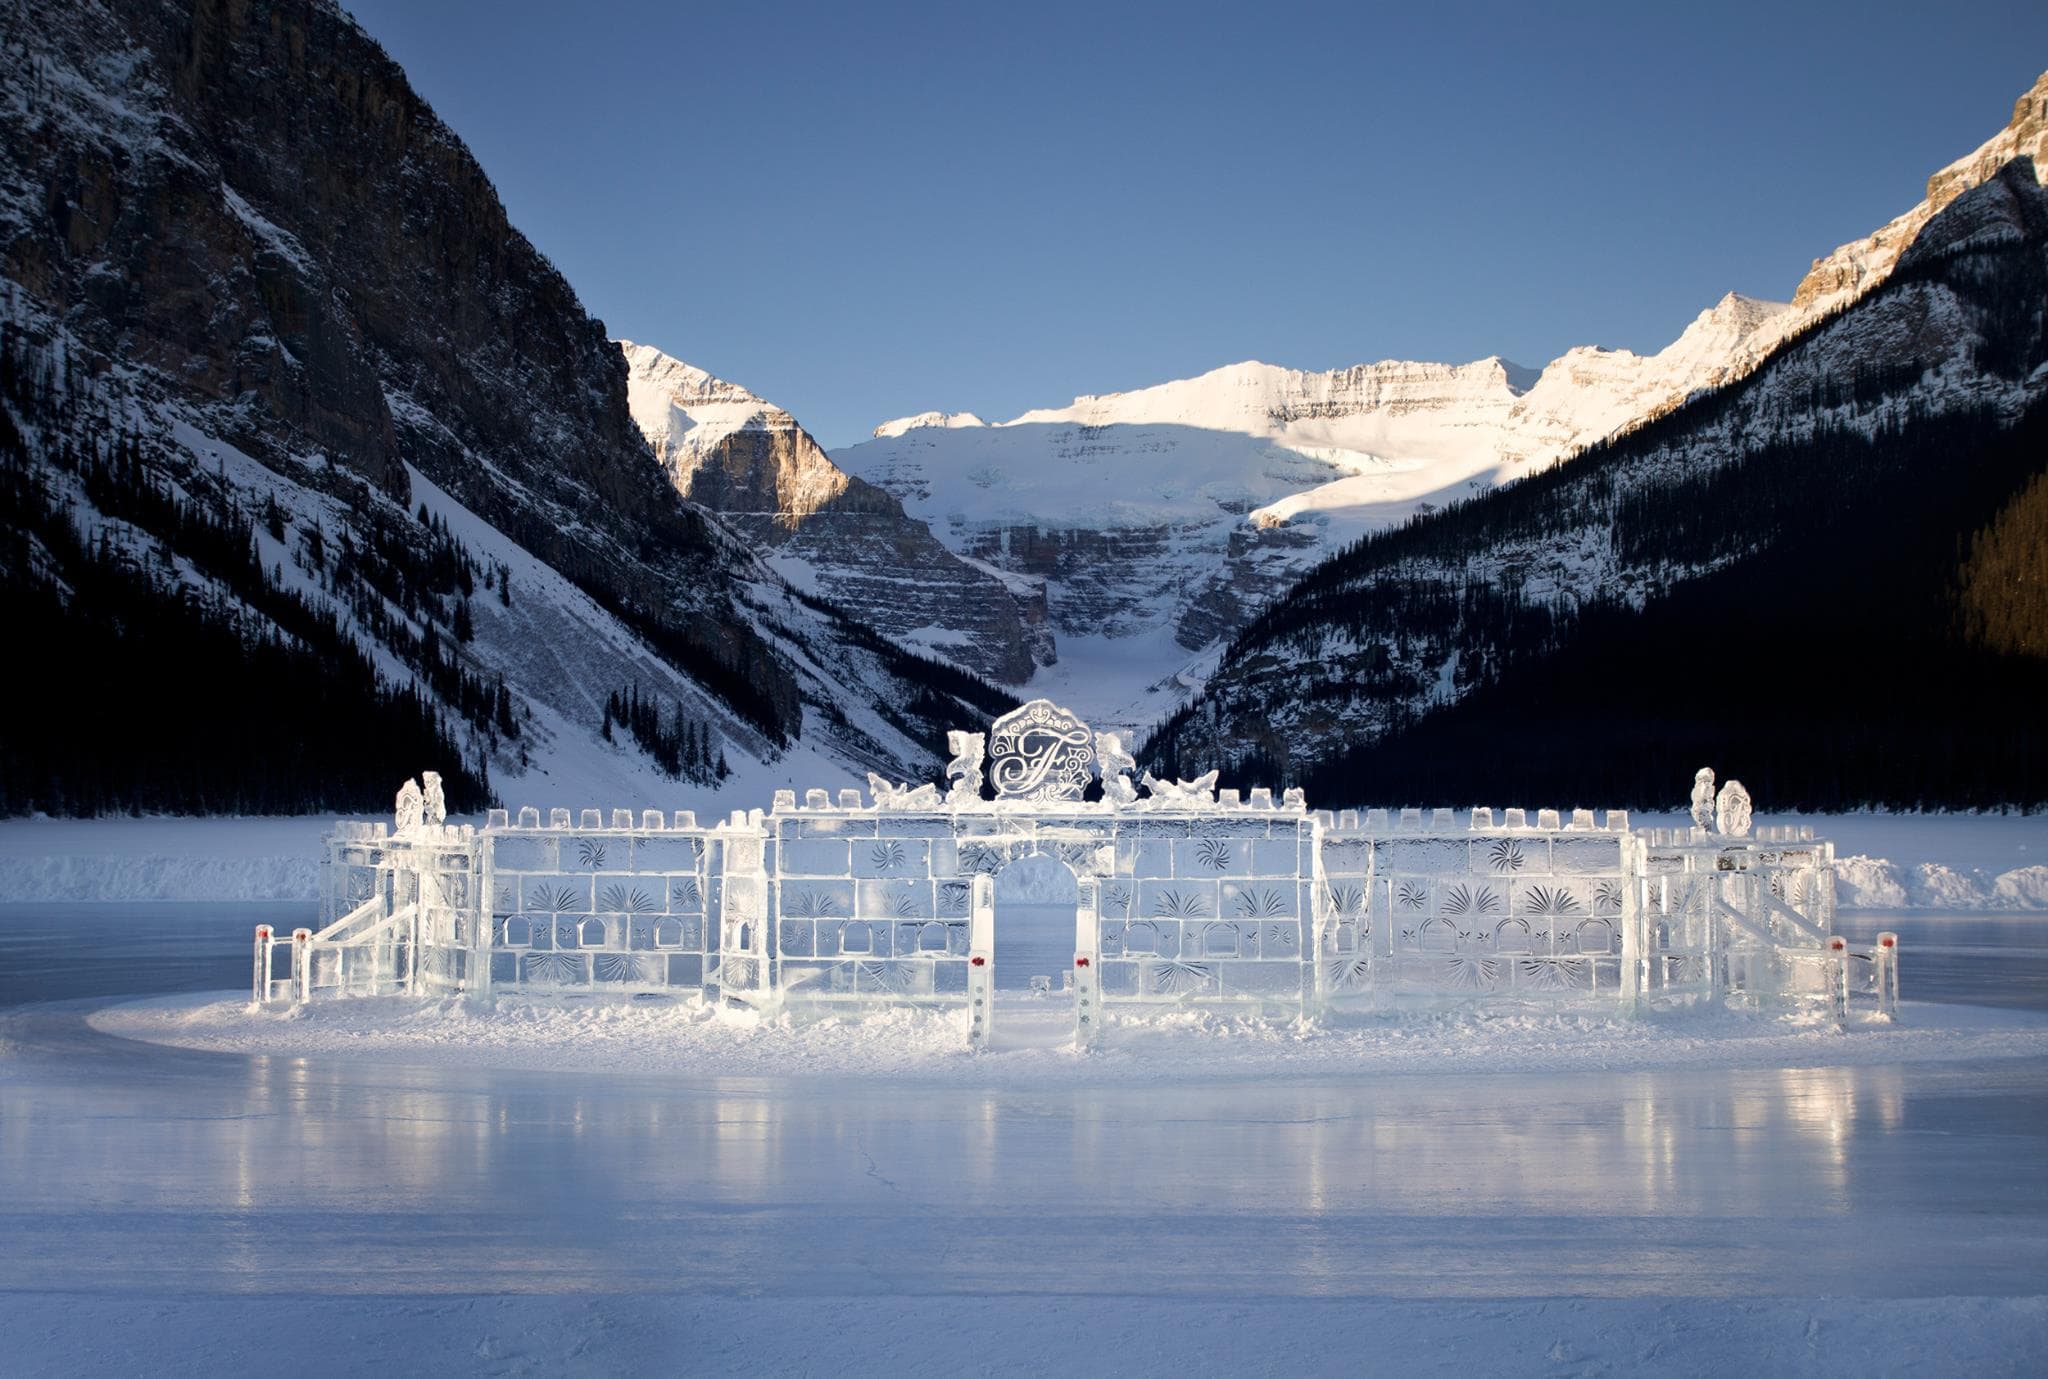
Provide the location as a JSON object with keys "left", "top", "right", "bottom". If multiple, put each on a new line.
{"left": 1829, "top": 937, "right": 1847, "bottom": 952}
{"left": 970, "top": 956, "right": 986, "bottom": 967}
{"left": 1881, "top": 936, "right": 1896, "bottom": 949}
{"left": 1075, "top": 957, "right": 1090, "bottom": 967}
{"left": 256, "top": 926, "right": 272, "bottom": 938}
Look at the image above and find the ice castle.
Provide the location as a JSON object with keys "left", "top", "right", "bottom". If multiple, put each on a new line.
{"left": 256, "top": 700, "right": 1899, "bottom": 1043}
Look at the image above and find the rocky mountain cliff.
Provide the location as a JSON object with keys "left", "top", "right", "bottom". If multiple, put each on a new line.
{"left": 621, "top": 343, "right": 1043, "bottom": 681}
{"left": 0, "top": 0, "right": 1008, "bottom": 815}
{"left": 1141, "top": 155, "right": 2048, "bottom": 809}
{"left": 1793, "top": 70, "right": 2048, "bottom": 311}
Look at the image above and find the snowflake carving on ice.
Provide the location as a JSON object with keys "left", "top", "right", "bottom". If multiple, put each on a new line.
{"left": 987, "top": 699, "right": 1095, "bottom": 802}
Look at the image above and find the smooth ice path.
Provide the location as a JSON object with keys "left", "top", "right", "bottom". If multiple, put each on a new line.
{"left": 5, "top": 905, "right": 2048, "bottom": 1374}
{"left": 12, "top": 998, "right": 2048, "bottom": 1303}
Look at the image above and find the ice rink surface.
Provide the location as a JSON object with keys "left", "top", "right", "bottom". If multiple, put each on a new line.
{"left": 3, "top": 903, "right": 2047, "bottom": 1375}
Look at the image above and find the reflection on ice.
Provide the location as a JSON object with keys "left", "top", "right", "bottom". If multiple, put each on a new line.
{"left": 7, "top": 997, "right": 2040, "bottom": 1300}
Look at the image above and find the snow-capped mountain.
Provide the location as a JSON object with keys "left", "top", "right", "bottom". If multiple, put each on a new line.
{"left": 837, "top": 73, "right": 2048, "bottom": 740}
{"left": 872, "top": 410, "right": 989, "bottom": 439}
{"left": 621, "top": 344, "right": 1043, "bottom": 681}
{"left": 0, "top": 0, "right": 1010, "bottom": 817}
{"left": 836, "top": 293, "right": 1797, "bottom": 732}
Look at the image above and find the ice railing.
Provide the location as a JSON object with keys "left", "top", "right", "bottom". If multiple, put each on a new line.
{"left": 257, "top": 820, "right": 479, "bottom": 1005}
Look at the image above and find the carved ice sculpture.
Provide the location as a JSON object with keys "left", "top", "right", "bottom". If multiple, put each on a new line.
{"left": 1095, "top": 731, "right": 1140, "bottom": 806}
{"left": 943, "top": 730, "right": 985, "bottom": 805}
{"left": 301, "top": 707, "right": 1843, "bottom": 1033}
{"left": 867, "top": 772, "right": 941, "bottom": 811}
{"left": 394, "top": 777, "right": 424, "bottom": 834}
{"left": 1139, "top": 769, "right": 1220, "bottom": 808}
{"left": 1715, "top": 779, "right": 1753, "bottom": 838}
{"left": 1690, "top": 767, "right": 1717, "bottom": 832}
{"left": 987, "top": 699, "right": 1094, "bottom": 803}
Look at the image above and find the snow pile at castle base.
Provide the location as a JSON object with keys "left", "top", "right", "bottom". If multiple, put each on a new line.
{"left": 91, "top": 991, "right": 2048, "bottom": 1086}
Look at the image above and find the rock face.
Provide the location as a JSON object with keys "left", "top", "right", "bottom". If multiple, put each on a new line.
{"left": 622, "top": 344, "right": 1043, "bottom": 681}
{"left": 0, "top": 0, "right": 1004, "bottom": 810}
{"left": 1793, "top": 71, "right": 2048, "bottom": 311}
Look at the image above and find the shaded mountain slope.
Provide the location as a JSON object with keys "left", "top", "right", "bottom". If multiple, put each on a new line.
{"left": 1141, "top": 159, "right": 2048, "bottom": 809}
{"left": 0, "top": 0, "right": 1005, "bottom": 814}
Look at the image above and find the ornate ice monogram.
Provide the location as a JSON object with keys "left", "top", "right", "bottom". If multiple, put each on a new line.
{"left": 1715, "top": 779, "right": 1753, "bottom": 838}
{"left": 987, "top": 699, "right": 1095, "bottom": 802}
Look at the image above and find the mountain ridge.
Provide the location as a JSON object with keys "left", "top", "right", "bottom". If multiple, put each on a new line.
{"left": 1138, "top": 155, "right": 2048, "bottom": 808}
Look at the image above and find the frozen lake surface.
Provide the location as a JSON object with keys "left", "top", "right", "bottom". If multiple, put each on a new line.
{"left": 3, "top": 903, "right": 2047, "bottom": 1374}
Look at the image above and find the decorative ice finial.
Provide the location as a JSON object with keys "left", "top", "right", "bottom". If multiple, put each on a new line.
{"left": 1690, "top": 767, "right": 1717, "bottom": 832}
{"left": 1715, "top": 780, "right": 1752, "bottom": 838}
{"left": 943, "top": 730, "right": 985, "bottom": 805}
{"left": 1095, "top": 731, "right": 1139, "bottom": 806}
{"left": 1139, "top": 770, "right": 1220, "bottom": 809}
{"left": 867, "top": 772, "right": 941, "bottom": 811}
{"left": 987, "top": 699, "right": 1094, "bottom": 803}
{"left": 421, "top": 771, "right": 447, "bottom": 827}
{"left": 394, "top": 777, "right": 424, "bottom": 834}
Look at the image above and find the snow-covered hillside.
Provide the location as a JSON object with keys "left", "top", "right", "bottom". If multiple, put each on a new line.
{"left": 1145, "top": 154, "right": 2048, "bottom": 807}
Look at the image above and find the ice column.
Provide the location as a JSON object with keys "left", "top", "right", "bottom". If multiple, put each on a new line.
{"left": 968, "top": 874, "right": 994, "bottom": 1050}
{"left": 1073, "top": 880, "right": 1100, "bottom": 1049}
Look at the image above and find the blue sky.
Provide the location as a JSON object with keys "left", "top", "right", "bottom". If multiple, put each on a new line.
{"left": 343, "top": 1, "right": 2048, "bottom": 448}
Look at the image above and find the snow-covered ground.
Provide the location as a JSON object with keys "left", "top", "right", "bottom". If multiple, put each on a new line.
{"left": 2, "top": 809, "right": 2040, "bottom": 907}
{"left": 91, "top": 992, "right": 2048, "bottom": 1084}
